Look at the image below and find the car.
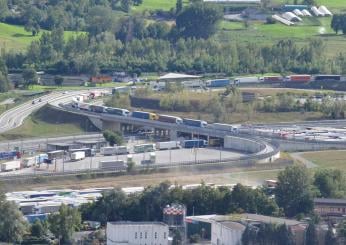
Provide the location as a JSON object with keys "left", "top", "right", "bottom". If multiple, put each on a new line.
{"left": 38, "top": 98, "right": 42, "bottom": 102}
{"left": 31, "top": 101, "right": 35, "bottom": 105}
{"left": 62, "top": 91, "right": 69, "bottom": 94}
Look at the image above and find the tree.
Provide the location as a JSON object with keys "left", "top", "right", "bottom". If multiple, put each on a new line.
{"left": 54, "top": 75, "right": 64, "bottom": 86}
{"left": 22, "top": 68, "right": 38, "bottom": 88}
{"left": 0, "top": 189, "right": 28, "bottom": 243}
{"left": 172, "top": 229, "right": 183, "bottom": 245}
{"left": 0, "top": 0, "right": 9, "bottom": 20}
{"left": 313, "top": 169, "right": 346, "bottom": 198}
{"left": 175, "top": 3, "right": 222, "bottom": 39}
{"left": 121, "top": 0, "right": 132, "bottom": 12}
{"left": 325, "top": 225, "right": 337, "bottom": 245}
{"left": 31, "top": 220, "right": 47, "bottom": 238}
{"left": 275, "top": 165, "right": 314, "bottom": 217}
{"left": 305, "top": 221, "right": 318, "bottom": 245}
{"left": 48, "top": 204, "right": 81, "bottom": 244}
{"left": 176, "top": 0, "right": 183, "bottom": 14}
{"left": 127, "top": 160, "right": 135, "bottom": 172}
{"left": 103, "top": 130, "right": 123, "bottom": 146}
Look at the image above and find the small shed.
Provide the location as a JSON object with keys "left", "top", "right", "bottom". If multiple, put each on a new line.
{"left": 74, "top": 139, "right": 107, "bottom": 150}
{"left": 47, "top": 143, "right": 80, "bottom": 152}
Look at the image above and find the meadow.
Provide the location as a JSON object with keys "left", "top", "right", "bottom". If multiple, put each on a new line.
{"left": 301, "top": 150, "right": 346, "bottom": 171}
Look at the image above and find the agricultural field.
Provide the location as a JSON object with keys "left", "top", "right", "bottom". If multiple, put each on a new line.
{"left": 0, "top": 22, "right": 83, "bottom": 51}
{"left": 301, "top": 150, "right": 346, "bottom": 171}
{"left": 133, "top": 0, "right": 189, "bottom": 11}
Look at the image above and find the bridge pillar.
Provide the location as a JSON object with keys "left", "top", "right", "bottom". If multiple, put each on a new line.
{"left": 102, "top": 120, "right": 121, "bottom": 132}
{"left": 170, "top": 129, "right": 178, "bottom": 141}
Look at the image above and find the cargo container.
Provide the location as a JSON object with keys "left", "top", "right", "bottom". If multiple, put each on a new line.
{"left": 183, "top": 118, "right": 208, "bottom": 128}
{"left": 314, "top": 75, "right": 341, "bottom": 81}
{"left": 262, "top": 76, "right": 283, "bottom": 82}
{"left": 105, "top": 107, "right": 130, "bottom": 116}
{"left": 0, "top": 151, "right": 20, "bottom": 160}
{"left": 69, "top": 148, "right": 95, "bottom": 157}
{"left": 234, "top": 77, "right": 260, "bottom": 84}
{"left": 182, "top": 140, "right": 208, "bottom": 148}
{"left": 47, "top": 150, "right": 65, "bottom": 160}
{"left": 112, "top": 86, "right": 133, "bottom": 94}
{"left": 100, "top": 146, "right": 128, "bottom": 155}
{"left": 285, "top": 75, "right": 311, "bottom": 82}
{"left": 35, "top": 154, "right": 48, "bottom": 164}
{"left": 131, "top": 111, "right": 158, "bottom": 120}
{"left": 1, "top": 160, "right": 21, "bottom": 171}
{"left": 71, "top": 151, "right": 85, "bottom": 161}
{"left": 89, "top": 105, "right": 105, "bottom": 113}
{"left": 209, "top": 123, "right": 238, "bottom": 133}
{"left": 77, "top": 102, "right": 90, "bottom": 111}
{"left": 133, "top": 144, "right": 156, "bottom": 153}
{"left": 99, "top": 160, "right": 127, "bottom": 170}
{"left": 22, "top": 157, "right": 36, "bottom": 168}
{"left": 205, "top": 79, "right": 230, "bottom": 88}
{"left": 156, "top": 141, "right": 180, "bottom": 150}
{"left": 158, "top": 115, "right": 183, "bottom": 124}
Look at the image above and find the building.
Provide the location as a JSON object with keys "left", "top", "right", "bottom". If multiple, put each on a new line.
{"left": 106, "top": 222, "right": 169, "bottom": 245}
{"left": 74, "top": 139, "right": 107, "bottom": 150}
{"left": 186, "top": 214, "right": 307, "bottom": 245}
{"left": 46, "top": 142, "right": 80, "bottom": 152}
{"left": 314, "top": 198, "right": 346, "bottom": 217}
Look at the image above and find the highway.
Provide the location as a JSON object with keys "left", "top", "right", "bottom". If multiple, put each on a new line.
{"left": 0, "top": 89, "right": 110, "bottom": 134}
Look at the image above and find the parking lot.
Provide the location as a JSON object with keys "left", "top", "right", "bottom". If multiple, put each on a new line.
{"left": 0, "top": 148, "right": 246, "bottom": 175}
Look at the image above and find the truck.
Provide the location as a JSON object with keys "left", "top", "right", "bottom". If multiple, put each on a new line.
{"left": 1, "top": 160, "right": 21, "bottom": 171}
{"left": 47, "top": 150, "right": 65, "bottom": 160}
{"left": 0, "top": 151, "right": 21, "bottom": 160}
{"left": 156, "top": 141, "right": 180, "bottom": 150}
{"left": 209, "top": 123, "right": 238, "bottom": 133}
{"left": 70, "top": 151, "right": 85, "bottom": 161}
{"left": 183, "top": 118, "right": 208, "bottom": 128}
{"left": 22, "top": 157, "right": 36, "bottom": 168}
{"left": 35, "top": 154, "right": 48, "bottom": 165}
{"left": 262, "top": 76, "right": 283, "bottom": 83}
{"left": 182, "top": 140, "right": 208, "bottom": 149}
{"left": 205, "top": 79, "right": 230, "bottom": 88}
{"left": 158, "top": 115, "right": 183, "bottom": 124}
{"left": 69, "top": 148, "right": 95, "bottom": 157}
{"left": 233, "top": 77, "right": 260, "bottom": 85}
{"left": 133, "top": 144, "right": 156, "bottom": 153}
{"left": 105, "top": 107, "right": 130, "bottom": 116}
{"left": 99, "top": 160, "right": 127, "bottom": 170}
{"left": 285, "top": 75, "right": 311, "bottom": 83}
{"left": 89, "top": 105, "right": 105, "bottom": 113}
{"left": 131, "top": 111, "right": 158, "bottom": 120}
{"left": 77, "top": 102, "right": 90, "bottom": 111}
{"left": 100, "top": 146, "right": 128, "bottom": 156}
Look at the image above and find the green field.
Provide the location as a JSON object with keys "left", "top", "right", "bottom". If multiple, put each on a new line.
{"left": 0, "top": 22, "right": 83, "bottom": 51}
{"left": 133, "top": 0, "right": 189, "bottom": 11}
{"left": 272, "top": 0, "right": 346, "bottom": 11}
{"left": 302, "top": 150, "right": 346, "bottom": 171}
{"left": 0, "top": 106, "right": 98, "bottom": 140}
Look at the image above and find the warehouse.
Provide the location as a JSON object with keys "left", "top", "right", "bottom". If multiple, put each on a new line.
{"left": 106, "top": 222, "right": 169, "bottom": 245}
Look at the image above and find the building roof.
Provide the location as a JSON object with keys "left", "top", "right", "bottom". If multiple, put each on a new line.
{"left": 47, "top": 142, "right": 79, "bottom": 147}
{"left": 242, "top": 213, "right": 303, "bottom": 226}
{"left": 314, "top": 198, "right": 346, "bottom": 205}
{"left": 108, "top": 221, "right": 168, "bottom": 227}
{"left": 158, "top": 73, "right": 201, "bottom": 80}
{"left": 75, "top": 139, "right": 106, "bottom": 144}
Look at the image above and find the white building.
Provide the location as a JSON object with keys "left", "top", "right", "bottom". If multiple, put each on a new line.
{"left": 106, "top": 222, "right": 169, "bottom": 245}
{"left": 211, "top": 221, "right": 245, "bottom": 245}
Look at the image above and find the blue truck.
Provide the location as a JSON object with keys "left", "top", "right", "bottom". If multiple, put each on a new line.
{"left": 0, "top": 151, "right": 21, "bottom": 160}
{"left": 206, "top": 79, "right": 230, "bottom": 88}
{"left": 183, "top": 118, "right": 208, "bottom": 128}
{"left": 182, "top": 140, "right": 208, "bottom": 148}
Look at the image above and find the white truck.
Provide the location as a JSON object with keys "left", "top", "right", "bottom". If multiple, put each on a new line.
{"left": 100, "top": 146, "right": 128, "bottom": 156}
{"left": 156, "top": 141, "right": 180, "bottom": 150}
{"left": 70, "top": 151, "right": 85, "bottom": 161}
{"left": 233, "top": 76, "right": 261, "bottom": 85}
{"left": 1, "top": 160, "right": 21, "bottom": 171}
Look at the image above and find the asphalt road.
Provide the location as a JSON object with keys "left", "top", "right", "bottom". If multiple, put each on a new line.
{"left": 0, "top": 89, "right": 110, "bottom": 134}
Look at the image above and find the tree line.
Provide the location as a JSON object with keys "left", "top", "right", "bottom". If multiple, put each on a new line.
{"left": 331, "top": 14, "right": 346, "bottom": 35}
{"left": 2, "top": 166, "right": 346, "bottom": 243}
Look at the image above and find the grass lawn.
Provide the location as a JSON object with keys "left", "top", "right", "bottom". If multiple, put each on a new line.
{"left": 272, "top": 0, "right": 346, "bottom": 12}
{"left": 301, "top": 150, "right": 346, "bottom": 171}
{"left": 133, "top": 0, "right": 189, "bottom": 12}
{"left": 27, "top": 82, "right": 125, "bottom": 92}
{"left": 0, "top": 22, "right": 84, "bottom": 51}
{"left": 0, "top": 106, "right": 98, "bottom": 140}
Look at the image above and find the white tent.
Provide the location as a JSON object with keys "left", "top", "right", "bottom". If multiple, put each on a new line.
{"left": 293, "top": 9, "right": 304, "bottom": 16}
{"left": 301, "top": 9, "right": 312, "bottom": 16}
{"left": 282, "top": 12, "right": 302, "bottom": 22}
{"left": 318, "top": 5, "right": 332, "bottom": 16}
{"left": 272, "top": 15, "right": 295, "bottom": 26}
{"left": 311, "top": 6, "right": 324, "bottom": 16}
{"left": 158, "top": 73, "right": 201, "bottom": 80}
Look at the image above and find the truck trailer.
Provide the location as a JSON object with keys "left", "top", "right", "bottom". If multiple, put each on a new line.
{"left": 156, "top": 141, "right": 180, "bottom": 150}
{"left": 99, "top": 160, "right": 127, "bottom": 170}
{"left": 1, "top": 160, "right": 21, "bottom": 171}
{"left": 70, "top": 151, "right": 85, "bottom": 161}
{"left": 182, "top": 140, "right": 208, "bottom": 149}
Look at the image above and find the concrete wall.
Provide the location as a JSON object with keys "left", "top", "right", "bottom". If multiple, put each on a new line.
{"left": 272, "top": 139, "right": 346, "bottom": 152}
{"left": 211, "top": 222, "right": 244, "bottom": 245}
{"left": 224, "top": 136, "right": 264, "bottom": 153}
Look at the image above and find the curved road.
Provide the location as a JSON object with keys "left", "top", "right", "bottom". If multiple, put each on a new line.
{"left": 0, "top": 90, "right": 108, "bottom": 134}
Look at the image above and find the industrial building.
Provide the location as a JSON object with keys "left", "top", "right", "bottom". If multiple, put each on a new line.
{"left": 314, "top": 198, "right": 346, "bottom": 217}
{"left": 185, "top": 214, "right": 307, "bottom": 245}
{"left": 106, "top": 222, "right": 169, "bottom": 245}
